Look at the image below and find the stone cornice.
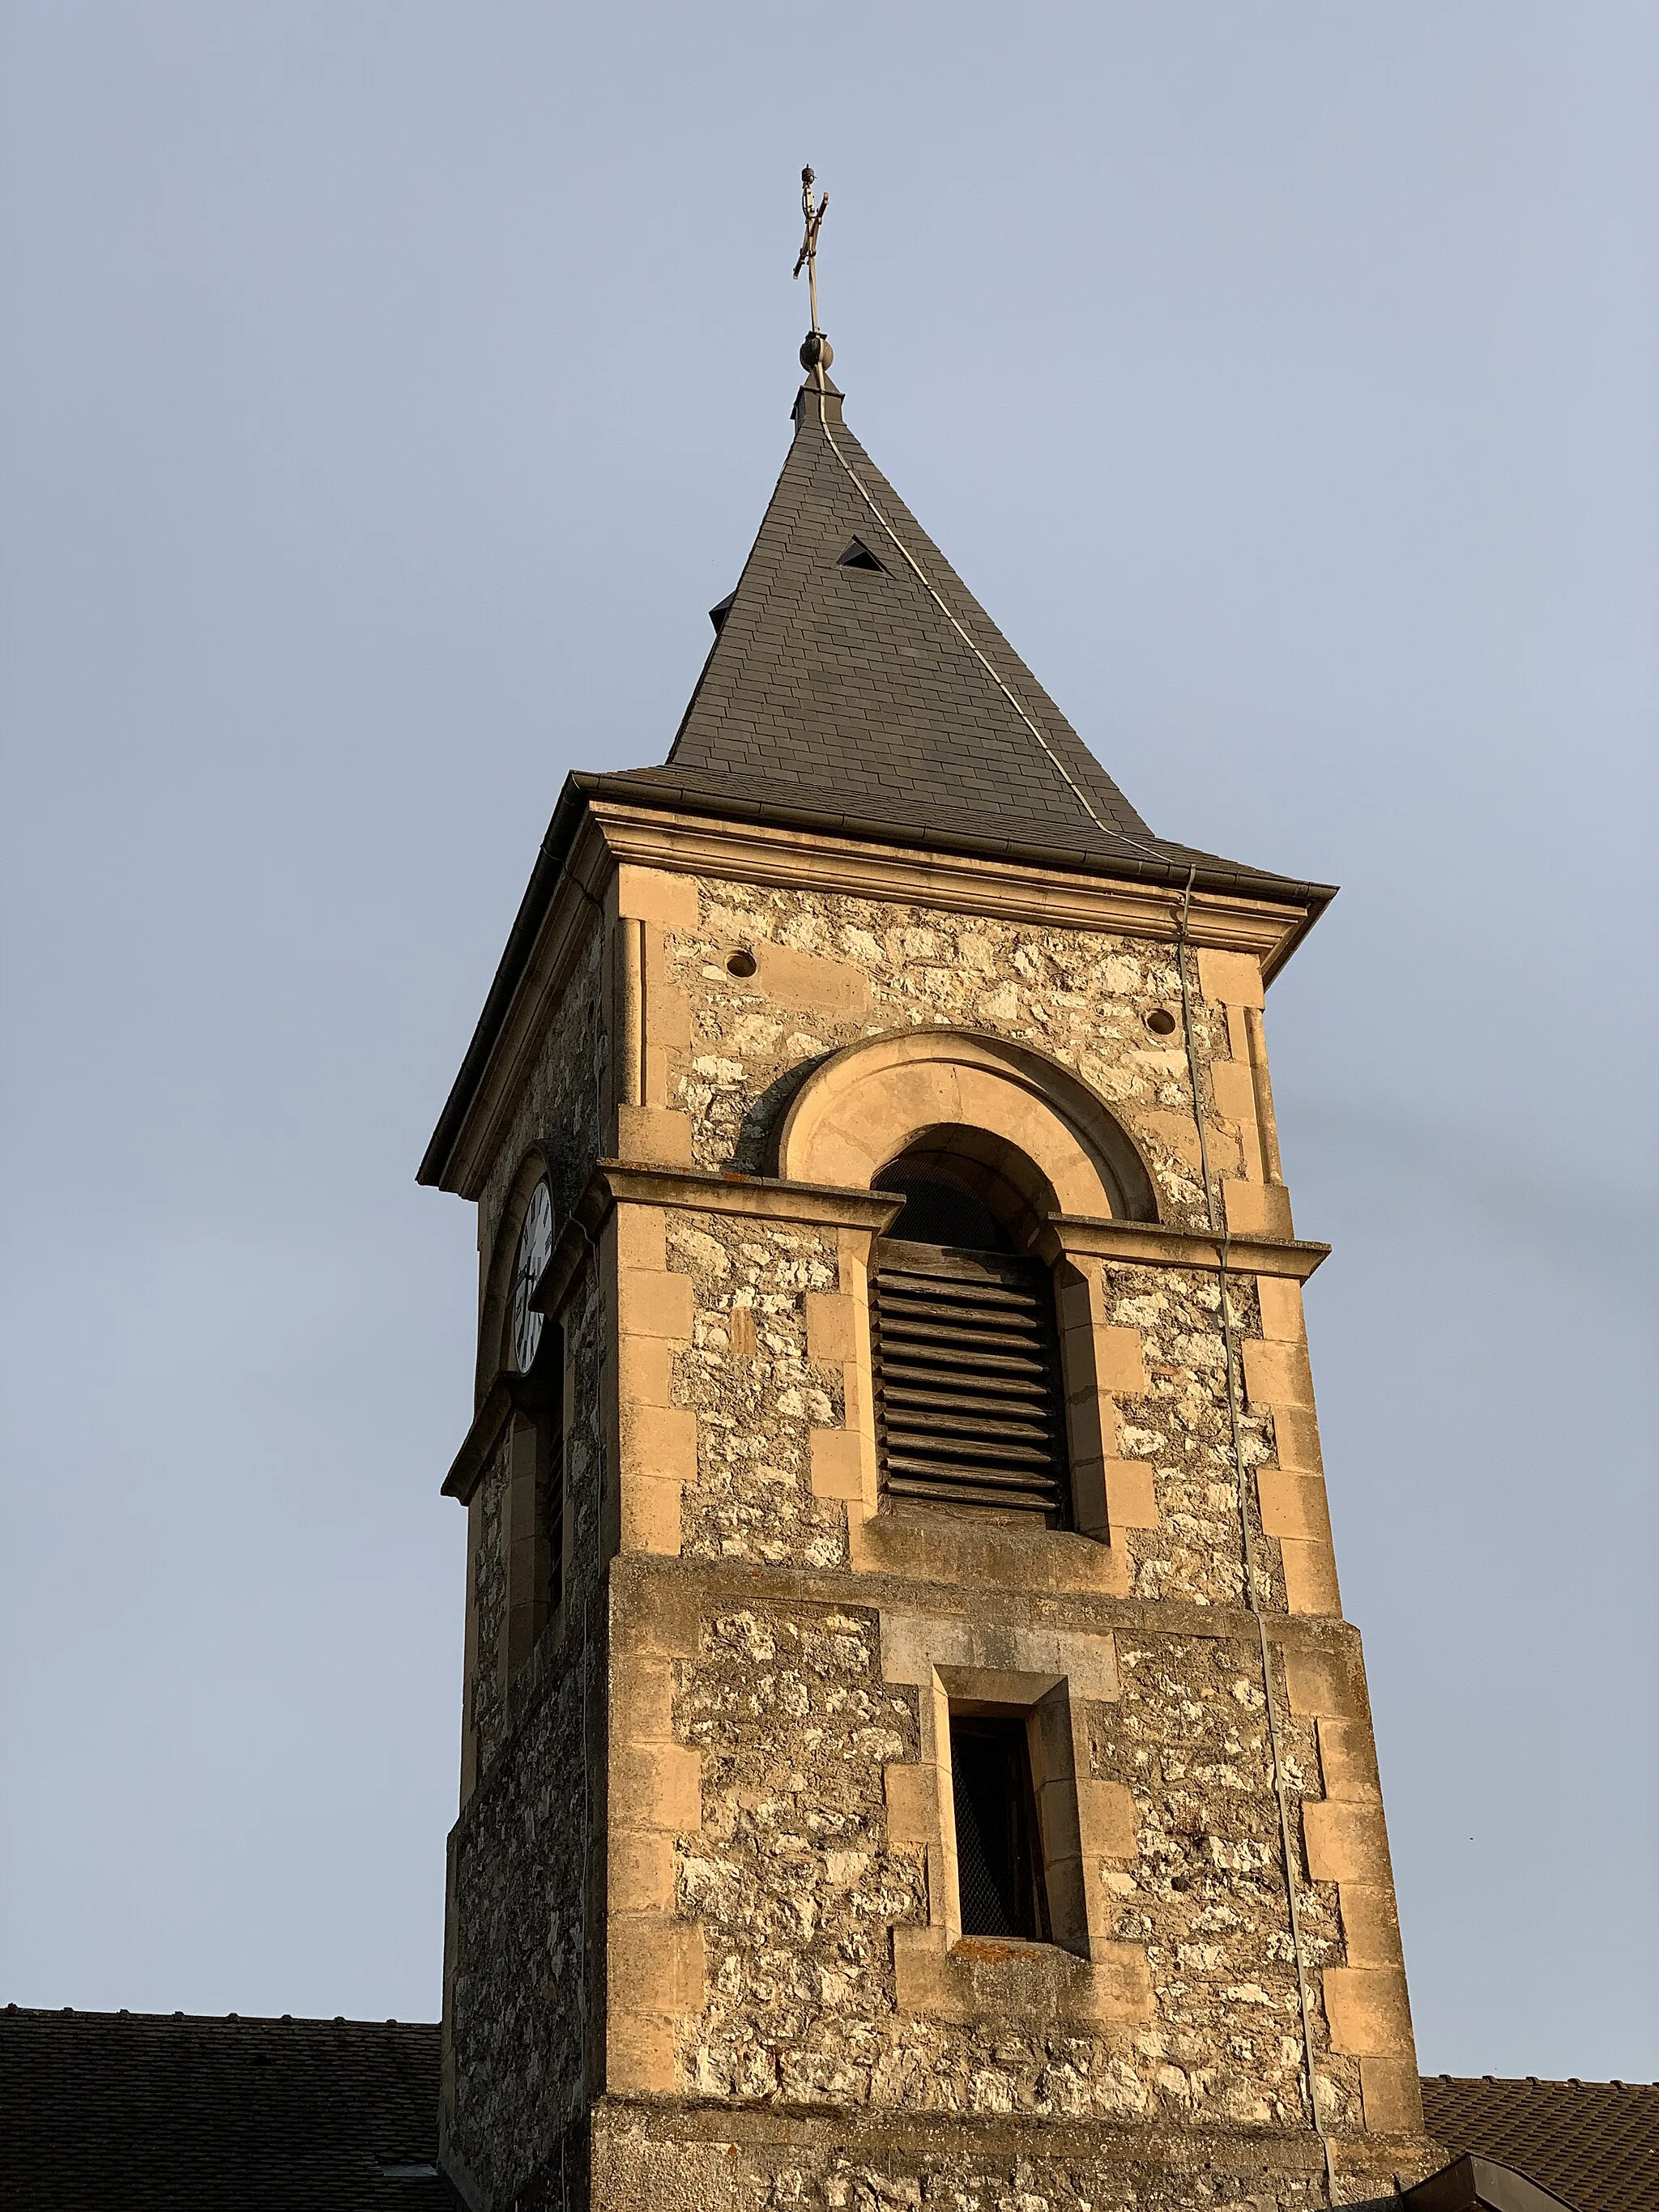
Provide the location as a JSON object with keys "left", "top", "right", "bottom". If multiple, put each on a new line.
{"left": 526, "top": 1163, "right": 902, "bottom": 1323}
{"left": 451, "top": 1169, "right": 1328, "bottom": 1503}
{"left": 595, "top": 1162, "right": 903, "bottom": 1234}
{"left": 441, "top": 1368, "right": 564, "bottom": 1505}
{"left": 608, "top": 1549, "right": 1363, "bottom": 1660}
{"left": 514, "top": 1170, "right": 1329, "bottom": 1343}
{"left": 441, "top": 1377, "right": 514, "bottom": 1503}
{"left": 590, "top": 2091, "right": 1385, "bottom": 2169}
{"left": 1040, "top": 1214, "right": 1330, "bottom": 1281}
{"left": 588, "top": 797, "right": 1314, "bottom": 965}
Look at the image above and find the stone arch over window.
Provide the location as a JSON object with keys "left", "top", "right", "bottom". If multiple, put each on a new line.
{"left": 778, "top": 1033, "right": 1158, "bottom": 1544}
{"left": 774, "top": 1029, "right": 1159, "bottom": 1225}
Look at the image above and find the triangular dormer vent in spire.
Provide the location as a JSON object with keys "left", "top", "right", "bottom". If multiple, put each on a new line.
{"left": 838, "top": 537, "right": 885, "bottom": 573}
{"left": 707, "top": 590, "right": 736, "bottom": 635}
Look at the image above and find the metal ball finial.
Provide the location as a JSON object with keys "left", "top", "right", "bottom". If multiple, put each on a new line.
{"left": 800, "top": 330, "right": 834, "bottom": 373}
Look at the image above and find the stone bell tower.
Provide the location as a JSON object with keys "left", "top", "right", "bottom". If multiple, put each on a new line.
{"left": 418, "top": 338, "right": 1442, "bottom": 2209}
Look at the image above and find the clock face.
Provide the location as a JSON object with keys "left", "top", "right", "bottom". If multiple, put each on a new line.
{"left": 509, "top": 1179, "right": 554, "bottom": 1372}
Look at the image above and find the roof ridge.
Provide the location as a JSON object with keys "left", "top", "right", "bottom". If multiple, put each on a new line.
{"left": 2, "top": 2003, "right": 440, "bottom": 2030}
{"left": 1432, "top": 2072, "right": 1659, "bottom": 2091}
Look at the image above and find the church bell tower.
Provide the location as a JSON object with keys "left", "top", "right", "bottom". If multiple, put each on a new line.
{"left": 419, "top": 241, "right": 1441, "bottom": 2210}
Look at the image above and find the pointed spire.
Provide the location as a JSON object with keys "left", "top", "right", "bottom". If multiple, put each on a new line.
{"left": 599, "top": 173, "right": 1323, "bottom": 894}
{"left": 616, "top": 366, "right": 1179, "bottom": 867}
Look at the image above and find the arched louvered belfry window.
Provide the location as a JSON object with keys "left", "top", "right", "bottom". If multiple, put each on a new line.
{"left": 870, "top": 1141, "right": 1071, "bottom": 1525}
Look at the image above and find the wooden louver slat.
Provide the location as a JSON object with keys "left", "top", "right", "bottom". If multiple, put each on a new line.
{"left": 872, "top": 1237, "right": 1070, "bottom": 1522}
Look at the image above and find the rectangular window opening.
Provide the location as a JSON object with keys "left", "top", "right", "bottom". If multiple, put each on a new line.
{"left": 949, "top": 1711, "right": 1051, "bottom": 1942}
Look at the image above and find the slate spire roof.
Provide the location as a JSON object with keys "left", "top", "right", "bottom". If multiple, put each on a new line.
{"left": 598, "top": 373, "right": 1315, "bottom": 895}
{"left": 657, "top": 373, "right": 1158, "bottom": 859}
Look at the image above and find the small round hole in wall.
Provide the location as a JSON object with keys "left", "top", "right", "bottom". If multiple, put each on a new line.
{"left": 726, "top": 948, "right": 757, "bottom": 978}
{"left": 1145, "top": 1007, "right": 1178, "bottom": 1037}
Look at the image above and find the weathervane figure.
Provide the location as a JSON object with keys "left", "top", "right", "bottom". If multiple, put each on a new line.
{"left": 793, "top": 165, "right": 833, "bottom": 377}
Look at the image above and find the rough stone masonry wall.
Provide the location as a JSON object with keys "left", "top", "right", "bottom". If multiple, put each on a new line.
{"left": 655, "top": 1227, "right": 1287, "bottom": 1606}
{"left": 667, "top": 1208, "right": 847, "bottom": 1572}
{"left": 626, "top": 877, "right": 1400, "bottom": 2193}
{"left": 446, "top": 1257, "right": 610, "bottom": 2208}
{"left": 633, "top": 1228, "right": 1297, "bottom": 1604}
{"left": 461, "top": 915, "right": 608, "bottom": 1792}
{"left": 477, "top": 918, "right": 608, "bottom": 1278}
{"left": 1094, "top": 1634, "right": 1349, "bottom": 2132}
{"left": 1100, "top": 1262, "right": 1282, "bottom": 1613}
{"left": 444, "top": 916, "right": 614, "bottom": 2198}
{"left": 668, "top": 884, "right": 1225, "bottom": 1230}
{"left": 659, "top": 881, "right": 1290, "bottom": 1611}
{"left": 467, "top": 1431, "right": 512, "bottom": 1776}
{"left": 589, "top": 2100, "right": 1348, "bottom": 2212}
{"left": 666, "top": 1591, "right": 1359, "bottom": 2142}
{"left": 677, "top": 1602, "right": 925, "bottom": 2107}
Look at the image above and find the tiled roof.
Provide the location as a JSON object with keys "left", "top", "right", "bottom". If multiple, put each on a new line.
{"left": 1423, "top": 2073, "right": 1659, "bottom": 2212}
{"left": 655, "top": 376, "right": 1303, "bottom": 889}
{"left": 0, "top": 2008, "right": 456, "bottom": 2212}
{"left": 6, "top": 2013, "right": 1652, "bottom": 2212}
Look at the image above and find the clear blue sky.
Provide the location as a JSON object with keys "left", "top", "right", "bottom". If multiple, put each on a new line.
{"left": 2, "top": 2, "right": 1654, "bottom": 2078}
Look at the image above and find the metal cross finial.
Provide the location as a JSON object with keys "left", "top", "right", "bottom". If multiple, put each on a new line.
{"left": 793, "top": 166, "right": 833, "bottom": 379}
{"left": 793, "top": 165, "right": 829, "bottom": 326}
